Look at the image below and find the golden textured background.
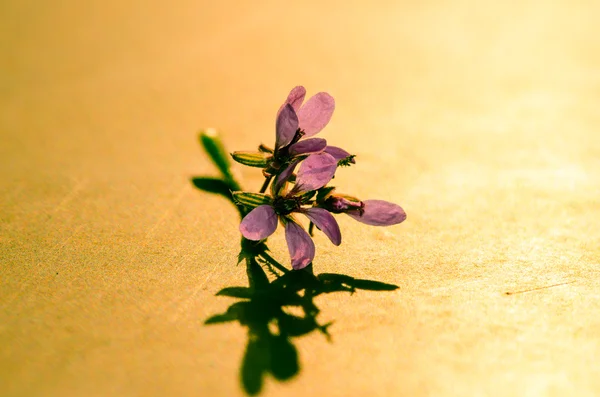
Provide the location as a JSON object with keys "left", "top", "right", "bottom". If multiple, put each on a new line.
{"left": 2, "top": 1, "right": 600, "bottom": 396}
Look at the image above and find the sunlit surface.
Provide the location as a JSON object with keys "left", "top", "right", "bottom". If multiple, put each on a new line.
{"left": 2, "top": 1, "right": 600, "bottom": 396}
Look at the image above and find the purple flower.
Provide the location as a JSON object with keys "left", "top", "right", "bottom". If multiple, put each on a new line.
{"left": 239, "top": 153, "right": 341, "bottom": 270}
{"left": 319, "top": 192, "right": 407, "bottom": 226}
{"left": 265, "top": 87, "right": 355, "bottom": 175}
{"left": 276, "top": 87, "right": 356, "bottom": 164}
{"left": 275, "top": 86, "right": 335, "bottom": 150}
{"left": 231, "top": 86, "right": 355, "bottom": 173}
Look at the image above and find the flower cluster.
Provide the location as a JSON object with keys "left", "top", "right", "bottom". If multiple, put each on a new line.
{"left": 231, "top": 86, "right": 406, "bottom": 270}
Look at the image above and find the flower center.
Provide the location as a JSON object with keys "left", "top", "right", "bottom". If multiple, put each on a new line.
{"left": 289, "top": 128, "right": 305, "bottom": 146}
{"left": 264, "top": 129, "right": 307, "bottom": 177}
{"left": 273, "top": 195, "right": 302, "bottom": 216}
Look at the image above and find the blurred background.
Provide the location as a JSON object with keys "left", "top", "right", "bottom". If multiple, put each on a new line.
{"left": 2, "top": 1, "right": 600, "bottom": 396}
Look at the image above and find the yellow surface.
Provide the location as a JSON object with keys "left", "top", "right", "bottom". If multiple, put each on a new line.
{"left": 2, "top": 1, "right": 600, "bottom": 396}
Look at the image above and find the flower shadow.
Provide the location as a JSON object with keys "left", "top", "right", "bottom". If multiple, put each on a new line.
{"left": 191, "top": 172, "right": 399, "bottom": 395}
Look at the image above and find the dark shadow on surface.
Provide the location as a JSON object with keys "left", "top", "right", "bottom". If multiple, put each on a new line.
{"left": 192, "top": 137, "right": 399, "bottom": 395}
{"left": 203, "top": 237, "right": 399, "bottom": 395}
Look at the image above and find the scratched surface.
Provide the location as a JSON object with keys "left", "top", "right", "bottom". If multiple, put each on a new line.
{"left": 2, "top": 1, "right": 600, "bottom": 396}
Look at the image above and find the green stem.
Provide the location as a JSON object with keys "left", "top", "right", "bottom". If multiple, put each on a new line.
{"left": 259, "top": 176, "right": 272, "bottom": 193}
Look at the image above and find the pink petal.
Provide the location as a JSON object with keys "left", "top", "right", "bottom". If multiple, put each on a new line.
{"left": 272, "top": 158, "right": 301, "bottom": 194}
{"left": 296, "top": 92, "right": 335, "bottom": 137}
{"left": 284, "top": 220, "right": 315, "bottom": 270}
{"left": 275, "top": 104, "right": 299, "bottom": 150}
{"left": 292, "top": 153, "right": 337, "bottom": 194}
{"left": 277, "top": 86, "right": 306, "bottom": 115}
{"left": 239, "top": 205, "right": 278, "bottom": 240}
{"left": 302, "top": 208, "right": 341, "bottom": 245}
{"left": 346, "top": 200, "right": 407, "bottom": 226}
{"left": 288, "top": 138, "right": 327, "bottom": 156}
{"left": 324, "top": 146, "right": 353, "bottom": 162}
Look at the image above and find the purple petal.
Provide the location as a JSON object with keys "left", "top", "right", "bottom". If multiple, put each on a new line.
{"left": 277, "top": 86, "right": 306, "bottom": 115}
{"left": 302, "top": 207, "right": 341, "bottom": 246}
{"left": 346, "top": 200, "right": 407, "bottom": 226}
{"left": 324, "top": 146, "right": 354, "bottom": 162}
{"left": 284, "top": 219, "right": 315, "bottom": 270}
{"left": 239, "top": 205, "right": 278, "bottom": 240}
{"left": 292, "top": 153, "right": 337, "bottom": 194}
{"left": 296, "top": 92, "right": 335, "bottom": 137}
{"left": 273, "top": 158, "right": 301, "bottom": 194}
{"left": 288, "top": 138, "right": 327, "bottom": 156}
{"left": 275, "top": 104, "right": 299, "bottom": 149}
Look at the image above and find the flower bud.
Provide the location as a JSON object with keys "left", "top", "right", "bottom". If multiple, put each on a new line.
{"left": 232, "top": 191, "right": 273, "bottom": 209}
{"left": 324, "top": 195, "right": 364, "bottom": 214}
{"left": 231, "top": 151, "right": 271, "bottom": 168}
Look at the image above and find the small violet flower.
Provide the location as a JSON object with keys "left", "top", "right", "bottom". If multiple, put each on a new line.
{"left": 317, "top": 189, "right": 407, "bottom": 226}
{"left": 229, "top": 85, "right": 407, "bottom": 272}
{"left": 267, "top": 86, "right": 346, "bottom": 177}
{"left": 274, "top": 86, "right": 335, "bottom": 152}
{"left": 277, "top": 86, "right": 356, "bottom": 164}
{"left": 239, "top": 153, "right": 341, "bottom": 270}
{"left": 231, "top": 86, "right": 354, "bottom": 175}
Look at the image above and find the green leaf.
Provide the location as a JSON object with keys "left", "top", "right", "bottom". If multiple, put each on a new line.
{"left": 298, "top": 190, "right": 316, "bottom": 204}
{"left": 232, "top": 191, "right": 273, "bottom": 208}
{"left": 258, "top": 144, "right": 274, "bottom": 153}
{"left": 231, "top": 151, "right": 270, "bottom": 168}
{"left": 337, "top": 155, "right": 356, "bottom": 167}
{"left": 316, "top": 186, "right": 336, "bottom": 203}
{"left": 199, "top": 129, "right": 233, "bottom": 180}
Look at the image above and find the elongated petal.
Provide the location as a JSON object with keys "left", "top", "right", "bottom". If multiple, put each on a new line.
{"left": 288, "top": 138, "right": 327, "bottom": 156}
{"left": 324, "top": 146, "right": 353, "bottom": 162}
{"left": 346, "top": 200, "right": 407, "bottom": 226}
{"left": 293, "top": 153, "right": 337, "bottom": 194}
{"left": 275, "top": 104, "right": 299, "bottom": 149}
{"left": 284, "top": 220, "right": 315, "bottom": 270}
{"left": 302, "top": 207, "right": 341, "bottom": 245}
{"left": 273, "top": 158, "right": 301, "bottom": 194}
{"left": 277, "top": 86, "right": 306, "bottom": 116}
{"left": 296, "top": 92, "right": 335, "bottom": 137}
{"left": 240, "top": 205, "right": 278, "bottom": 240}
